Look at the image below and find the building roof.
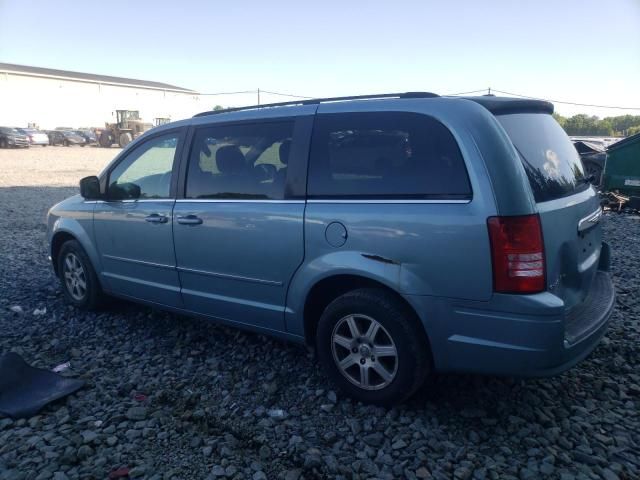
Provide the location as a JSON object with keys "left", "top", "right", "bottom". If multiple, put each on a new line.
{"left": 607, "top": 132, "right": 640, "bottom": 152}
{"left": 0, "top": 62, "right": 195, "bottom": 93}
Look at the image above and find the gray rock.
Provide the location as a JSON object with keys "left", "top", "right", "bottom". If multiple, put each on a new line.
{"left": 80, "top": 431, "right": 97, "bottom": 444}
{"left": 125, "top": 407, "right": 148, "bottom": 421}
{"left": 363, "top": 432, "right": 384, "bottom": 447}
{"left": 284, "top": 469, "right": 302, "bottom": 480}
{"left": 210, "top": 465, "right": 226, "bottom": 477}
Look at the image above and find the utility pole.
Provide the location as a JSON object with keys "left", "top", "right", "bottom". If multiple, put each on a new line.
{"left": 257, "top": 88, "right": 260, "bottom": 105}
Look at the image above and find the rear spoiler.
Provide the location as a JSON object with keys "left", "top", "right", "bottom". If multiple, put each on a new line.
{"left": 463, "top": 96, "right": 554, "bottom": 115}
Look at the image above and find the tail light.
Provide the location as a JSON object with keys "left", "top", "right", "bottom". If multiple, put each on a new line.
{"left": 487, "top": 214, "right": 545, "bottom": 293}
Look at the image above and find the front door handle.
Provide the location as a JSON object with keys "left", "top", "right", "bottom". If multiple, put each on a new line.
{"left": 145, "top": 214, "right": 168, "bottom": 224}
{"left": 177, "top": 215, "right": 203, "bottom": 225}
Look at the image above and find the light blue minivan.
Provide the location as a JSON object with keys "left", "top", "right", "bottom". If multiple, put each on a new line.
{"left": 47, "top": 93, "right": 614, "bottom": 404}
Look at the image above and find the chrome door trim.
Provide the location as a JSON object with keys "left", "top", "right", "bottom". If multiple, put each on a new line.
{"left": 176, "top": 199, "right": 305, "bottom": 204}
{"left": 103, "top": 254, "right": 175, "bottom": 270}
{"left": 177, "top": 266, "right": 283, "bottom": 286}
{"left": 306, "top": 199, "right": 471, "bottom": 204}
{"left": 578, "top": 207, "right": 603, "bottom": 233}
{"left": 84, "top": 199, "right": 175, "bottom": 204}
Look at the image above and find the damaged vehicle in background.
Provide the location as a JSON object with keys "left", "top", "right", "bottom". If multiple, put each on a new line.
{"left": 0, "top": 126, "right": 29, "bottom": 148}
{"left": 46, "top": 93, "right": 615, "bottom": 405}
{"left": 17, "top": 128, "right": 49, "bottom": 147}
{"left": 572, "top": 139, "right": 607, "bottom": 186}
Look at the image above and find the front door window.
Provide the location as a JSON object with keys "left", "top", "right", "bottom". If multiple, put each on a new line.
{"left": 108, "top": 134, "right": 179, "bottom": 200}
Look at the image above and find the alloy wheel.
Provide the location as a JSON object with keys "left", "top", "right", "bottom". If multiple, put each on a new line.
{"left": 63, "top": 252, "right": 87, "bottom": 301}
{"left": 331, "top": 314, "right": 398, "bottom": 391}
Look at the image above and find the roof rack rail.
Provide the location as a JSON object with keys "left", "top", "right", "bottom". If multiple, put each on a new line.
{"left": 193, "top": 91, "right": 439, "bottom": 118}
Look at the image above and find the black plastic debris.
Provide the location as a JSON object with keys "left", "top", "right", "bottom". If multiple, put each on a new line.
{"left": 0, "top": 352, "right": 84, "bottom": 419}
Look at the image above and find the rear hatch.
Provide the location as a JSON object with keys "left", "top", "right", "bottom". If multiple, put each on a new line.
{"left": 496, "top": 113, "right": 602, "bottom": 311}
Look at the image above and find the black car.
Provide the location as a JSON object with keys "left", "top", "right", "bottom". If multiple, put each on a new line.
{"left": 0, "top": 126, "right": 29, "bottom": 148}
{"left": 47, "top": 130, "right": 86, "bottom": 146}
{"left": 74, "top": 129, "right": 98, "bottom": 145}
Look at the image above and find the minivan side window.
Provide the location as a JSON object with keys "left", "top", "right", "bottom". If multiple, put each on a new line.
{"left": 308, "top": 112, "right": 471, "bottom": 199}
{"left": 108, "top": 133, "right": 179, "bottom": 200}
{"left": 185, "top": 121, "right": 294, "bottom": 200}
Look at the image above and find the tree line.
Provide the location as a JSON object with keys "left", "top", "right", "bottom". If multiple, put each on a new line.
{"left": 553, "top": 113, "right": 640, "bottom": 137}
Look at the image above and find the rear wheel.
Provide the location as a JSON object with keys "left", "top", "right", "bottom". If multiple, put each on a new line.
{"left": 0, "top": 138, "right": 7, "bottom": 148}
{"left": 316, "top": 288, "right": 430, "bottom": 405}
{"left": 57, "top": 240, "right": 103, "bottom": 310}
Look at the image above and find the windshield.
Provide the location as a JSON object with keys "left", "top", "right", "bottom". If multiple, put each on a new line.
{"left": 497, "top": 113, "right": 588, "bottom": 203}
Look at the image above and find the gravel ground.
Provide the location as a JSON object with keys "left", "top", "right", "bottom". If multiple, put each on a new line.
{"left": 0, "top": 148, "right": 639, "bottom": 480}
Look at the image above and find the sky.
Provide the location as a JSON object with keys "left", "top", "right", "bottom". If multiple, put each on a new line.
{"left": 1, "top": 0, "right": 639, "bottom": 118}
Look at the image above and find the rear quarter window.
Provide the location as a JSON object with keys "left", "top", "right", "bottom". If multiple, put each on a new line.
{"left": 308, "top": 112, "right": 471, "bottom": 199}
{"left": 497, "top": 113, "right": 589, "bottom": 202}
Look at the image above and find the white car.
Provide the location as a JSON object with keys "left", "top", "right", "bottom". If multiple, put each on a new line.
{"left": 18, "top": 128, "right": 49, "bottom": 146}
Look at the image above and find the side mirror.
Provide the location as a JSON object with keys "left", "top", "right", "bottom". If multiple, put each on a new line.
{"left": 79, "top": 176, "right": 102, "bottom": 200}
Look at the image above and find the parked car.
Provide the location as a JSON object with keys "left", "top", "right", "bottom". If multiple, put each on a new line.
{"left": 47, "top": 93, "right": 614, "bottom": 405}
{"left": 74, "top": 129, "right": 98, "bottom": 146}
{"left": 0, "top": 126, "right": 29, "bottom": 148}
{"left": 17, "top": 128, "right": 49, "bottom": 147}
{"left": 47, "top": 130, "right": 85, "bottom": 146}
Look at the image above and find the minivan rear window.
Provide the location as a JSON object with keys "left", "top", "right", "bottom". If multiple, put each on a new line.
{"left": 308, "top": 112, "right": 471, "bottom": 199}
{"left": 497, "top": 113, "right": 589, "bottom": 203}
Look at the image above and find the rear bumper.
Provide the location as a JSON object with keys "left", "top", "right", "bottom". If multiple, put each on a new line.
{"left": 405, "top": 269, "right": 615, "bottom": 378}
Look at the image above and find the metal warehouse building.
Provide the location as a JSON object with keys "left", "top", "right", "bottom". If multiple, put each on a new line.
{"left": 0, "top": 63, "right": 202, "bottom": 130}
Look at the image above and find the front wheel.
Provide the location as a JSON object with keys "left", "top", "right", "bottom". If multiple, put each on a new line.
{"left": 99, "top": 131, "right": 113, "bottom": 148}
{"left": 57, "top": 240, "right": 103, "bottom": 310}
{"left": 316, "top": 288, "right": 431, "bottom": 405}
{"left": 119, "top": 132, "right": 133, "bottom": 148}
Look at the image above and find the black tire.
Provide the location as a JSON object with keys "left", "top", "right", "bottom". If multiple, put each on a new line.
{"left": 99, "top": 131, "right": 112, "bottom": 148}
{"left": 0, "top": 138, "right": 7, "bottom": 148}
{"left": 63, "top": 140, "right": 69, "bottom": 147}
{"left": 57, "top": 240, "right": 103, "bottom": 310}
{"left": 316, "top": 288, "right": 430, "bottom": 405}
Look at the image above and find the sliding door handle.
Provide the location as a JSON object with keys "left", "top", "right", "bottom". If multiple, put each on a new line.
{"left": 145, "top": 214, "right": 168, "bottom": 224}
{"left": 177, "top": 215, "right": 203, "bottom": 225}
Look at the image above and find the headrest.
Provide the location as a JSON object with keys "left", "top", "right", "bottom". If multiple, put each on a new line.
{"left": 216, "top": 145, "right": 245, "bottom": 174}
{"left": 279, "top": 140, "right": 291, "bottom": 165}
